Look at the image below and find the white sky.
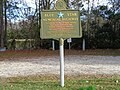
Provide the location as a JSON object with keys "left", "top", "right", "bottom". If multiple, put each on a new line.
{"left": 25, "top": 0, "right": 37, "bottom": 8}
{"left": 25, "top": 0, "right": 109, "bottom": 9}
{"left": 12, "top": 0, "right": 110, "bottom": 22}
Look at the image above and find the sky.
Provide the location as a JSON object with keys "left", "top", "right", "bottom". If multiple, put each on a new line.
{"left": 25, "top": 0, "right": 37, "bottom": 8}
{"left": 25, "top": 0, "right": 109, "bottom": 9}
{"left": 11, "top": 0, "right": 110, "bottom": 22}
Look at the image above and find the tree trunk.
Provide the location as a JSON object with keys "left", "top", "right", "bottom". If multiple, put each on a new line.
{"left": 4, "top": 0, "right": 7, "bottom": 48}
{"left": 0, "top": 0, "right": 4, "bottom": 47}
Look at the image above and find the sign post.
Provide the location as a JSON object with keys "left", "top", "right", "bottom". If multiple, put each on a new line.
{"left": 67, "top": 38, "right": 72, "bottom": 49}
{"left": 40, "top": 0, "right": 82, "bottom": 87}
{"left": 52, "top": 40, "right": 55, "bottom": 51}
{"left": 59, "top": 38, "right": 64, "bottom": 87}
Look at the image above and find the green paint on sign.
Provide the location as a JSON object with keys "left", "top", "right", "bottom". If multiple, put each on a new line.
{"left": 40, "top": 10, "right": 82, "bottom": 39}
{"left": 55, "top": 0, "right": 67, "bottom": 10}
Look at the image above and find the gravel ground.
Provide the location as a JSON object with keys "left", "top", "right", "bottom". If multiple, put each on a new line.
{"left": 0, "top": 55, "right": 120, "bottom": 77}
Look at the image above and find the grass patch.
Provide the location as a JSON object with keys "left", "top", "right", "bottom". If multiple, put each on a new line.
{"left": 0, "top": 75, "right": 120, "bottom": 90}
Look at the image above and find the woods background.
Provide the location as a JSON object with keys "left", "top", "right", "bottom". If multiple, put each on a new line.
{"left": 0, "top": 0, "right": 120, "bottom": 50}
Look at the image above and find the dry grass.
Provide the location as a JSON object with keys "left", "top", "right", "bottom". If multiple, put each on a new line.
{"left": 0, "top": 49, "right": 120, "bottom": 60}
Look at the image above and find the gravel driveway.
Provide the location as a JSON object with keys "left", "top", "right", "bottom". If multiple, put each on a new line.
{"left": 0, "top": 55, "right": 120, "bottom": 77}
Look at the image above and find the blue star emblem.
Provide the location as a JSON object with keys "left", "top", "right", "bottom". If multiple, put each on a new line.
{"left": 58, "top": 12, "right": 64, "bottom": 18}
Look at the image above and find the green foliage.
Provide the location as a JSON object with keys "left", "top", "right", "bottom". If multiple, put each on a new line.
{"left": 83, "top": 4, "right": 120, "bottom": 49}
{"left": 78, "top": 86, "right": 96, "bottom": 90}
{"left": 7, "top": 29, "right": 16, "bottom": 39}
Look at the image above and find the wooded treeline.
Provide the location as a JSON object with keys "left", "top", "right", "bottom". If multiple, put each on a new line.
{"left": 0, "top": 0, "right": 120, "bottom": 50}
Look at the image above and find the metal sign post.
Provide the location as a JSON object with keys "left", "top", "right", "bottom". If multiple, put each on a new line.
{"left": 59, "top": 38, "right": 64, "bottom": 87}
{"left": 67, "top": 38, "right": 72, "bottom": 49}
{"left": 82, "top": 38, "right": 85, "bottom": 51}
{"left": 52, "top": 40, "right": 55, "bottom": 51}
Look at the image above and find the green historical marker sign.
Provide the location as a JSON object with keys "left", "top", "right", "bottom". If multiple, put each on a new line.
{"left": 40, "top": 0, "right": 82, "bottom": 87}
{"left": 41, "top": 10, "right": 82, "bottom": 39}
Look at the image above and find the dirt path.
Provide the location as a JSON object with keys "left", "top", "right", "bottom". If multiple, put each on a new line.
{"left": 0, "top": 55, "right": 120, "bottom": 77}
